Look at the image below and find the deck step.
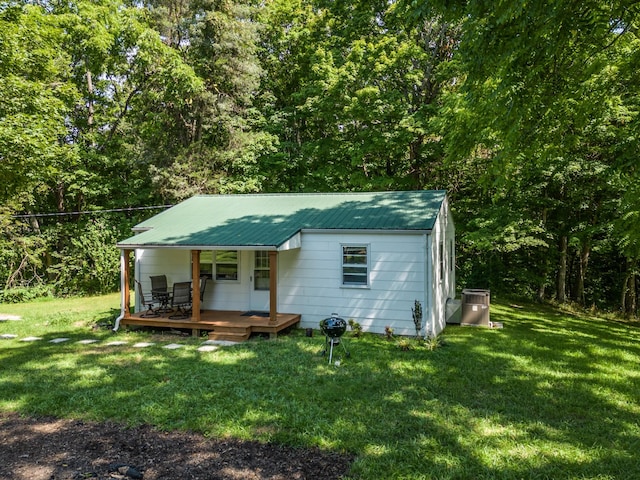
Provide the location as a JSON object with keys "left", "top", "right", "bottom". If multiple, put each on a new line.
{"left": 208, "top": 330, "right": 250, "bottom": 342}
{"left": 210, "top": 325, "right": 252, "bottom": 334}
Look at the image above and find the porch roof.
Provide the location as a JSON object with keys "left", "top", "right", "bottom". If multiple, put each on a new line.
{"left": 116, "top": 190, "right": 447, "bottom": 250}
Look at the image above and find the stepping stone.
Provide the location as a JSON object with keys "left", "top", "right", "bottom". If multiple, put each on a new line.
{"left": 21, "top": 336, "right": 42, "bottom": 342}
{"left": 132, "top": 342, "right": 155, "bottom": 348}
{"left": 50, "top": 338, "right": 70, "bottom": 344}
{"left": 0, "top": 334, "right": 18, "bottom": 339}
{"left": 77, "top": 339, "right": 99, "bottom": 344}
{"left": 202, "top": 339, "right": 237, "bottom": 346}
{"left": 163, "top": 343, "right": 184, "bottom": 350}
{"left": 104, "top": 341, "right": 128, "bottom": 346}
{"left": 0, "top": 314, "right": 21, "bottom": 321}
{"left": 197, "top": 345, "right": 218, "bottom": 352}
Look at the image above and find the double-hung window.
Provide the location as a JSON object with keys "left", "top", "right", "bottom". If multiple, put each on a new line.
{"left": 199, "top": 251, "right": 214, "bottom": 279}
{"left": 254, "top": 251, "right": 270, "bottom": 290}
{"left": 342, "top": 245, "right": 369, "bottom": 287}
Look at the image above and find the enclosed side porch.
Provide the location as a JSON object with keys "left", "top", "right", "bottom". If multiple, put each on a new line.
{"left": 116, "top": 249, "right": 301, "bottom": 341}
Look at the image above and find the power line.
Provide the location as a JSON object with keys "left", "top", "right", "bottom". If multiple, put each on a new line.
{"left": 10, "top": 205, "right": 173, "bottom": 219}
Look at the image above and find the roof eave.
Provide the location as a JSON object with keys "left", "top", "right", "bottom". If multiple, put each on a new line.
{"left": 301, "top": 228, "right": 433, "bottom": 235}
{"left": 117, "top": 243, "right": 282, "bottom": 251}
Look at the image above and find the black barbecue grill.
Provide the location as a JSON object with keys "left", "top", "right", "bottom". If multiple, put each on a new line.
{"left": 320, "top": 313, "right": 350, "bottom": 363}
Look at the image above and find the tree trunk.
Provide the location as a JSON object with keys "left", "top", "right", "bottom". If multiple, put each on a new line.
{"left": 574, "top": 239, "right": 591, "bottom": 306}
{"left": 556, "top": 235, "right": 568, "bottom": 303}
{"left": 86, "top": 69, "right": 94, "bottom": 127}
{"left": 56, "top": 182, "right": 65, "bottom": 213}
{"left": 624, "top": 274, "right": 637, "bottom": 317}
{"left": 621, "top": 259, "right": 638, "bottom": 317}
{"left": 537, "top": 283, "right": 546, "bottom": 302}
{"left": 408, "top": 135, "right": 424, "bottom": 189}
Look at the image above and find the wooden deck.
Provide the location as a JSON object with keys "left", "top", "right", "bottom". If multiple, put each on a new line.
{"left": 120, "top": 310, "right": 301, "bottom": 342}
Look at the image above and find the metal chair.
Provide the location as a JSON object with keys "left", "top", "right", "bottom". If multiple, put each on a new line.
{"left": 199, "top": 276, "right": 208, "bottom": 310}
{"left": 150, "top": 274, "right": 168, "bottom": 293}
{"left": 135, "top": 280, "right": 160, "bottom": 318}
{"left": 150, "top": 275, "right": 171, "bottom": 313}
{"left": 169, "top": 281, "right": 192, "bottom": 319}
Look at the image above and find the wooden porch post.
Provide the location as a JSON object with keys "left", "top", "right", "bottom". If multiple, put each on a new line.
{"left": 269, "top": 250, "right": 278, "bottom": 324}
{"left": 123, "top": 249, "right": 132, "bottom": 318}
{"left": 191, "top": 250, "right": 201, "bottom": 322}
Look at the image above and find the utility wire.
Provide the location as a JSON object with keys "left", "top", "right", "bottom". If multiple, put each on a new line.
{"left": 10, "top": 205, "right": 173, "bottom": 219}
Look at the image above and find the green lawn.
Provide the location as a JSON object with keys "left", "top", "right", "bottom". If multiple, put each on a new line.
{"left": 1, "top": 294, "right": 639, "bottom": 479}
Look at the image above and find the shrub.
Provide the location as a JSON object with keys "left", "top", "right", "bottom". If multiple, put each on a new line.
{"left": 348, "top": 319, "right": 362, "bottom": 337}
{"left": 424, "top": 334, "right": 444, "bottom": 351}
{"left": 1, "top": 284, "right": 54, "bottom": 303}
{"left": 411, "top": 299, "right": 423, "bottom": 338}
{"left": 384, "top": 325, "right": 394, "bottom": 340}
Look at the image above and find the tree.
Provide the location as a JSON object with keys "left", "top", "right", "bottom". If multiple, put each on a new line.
{"left": 257, "top": 0, "right": 462, "bottom": 192}
{"left": 407, "top": 0, "right": 640, "bottom": 307}
{"left": 139, "top": 0, "right": 276, "bottom": 199}
{"left": 0, "top": 0, "right": 203, "bottom": 295}
{"left": 0, "top": 5, "right": 78, "bottom": 206}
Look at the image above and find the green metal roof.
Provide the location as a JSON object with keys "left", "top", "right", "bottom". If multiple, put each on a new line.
{"left": 117, "top": 191, "right": 447, "bottom": 250}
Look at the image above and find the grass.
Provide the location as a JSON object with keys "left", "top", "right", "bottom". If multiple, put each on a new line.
{"left": 1, "top": 294, "right": 640, "bottom": 479}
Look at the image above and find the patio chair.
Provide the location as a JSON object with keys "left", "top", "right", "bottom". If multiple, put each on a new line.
{"left": 150, "top": 275, "right": 168, "bottom": 294}
{"left": 169, "top": 281, "right": 192, "bottom": 319}
{"left": 135, "top": 280, "right": 160, "bottom": 318}
{"left": 150, "top": 275, "right": 171, "bottom": 313}
{"left": 199, "top": 276, "right": 208, "bottom": 307}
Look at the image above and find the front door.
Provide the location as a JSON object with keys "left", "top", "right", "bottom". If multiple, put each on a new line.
{"left": 250, "top": 251, "right": 270, "bottom": 312}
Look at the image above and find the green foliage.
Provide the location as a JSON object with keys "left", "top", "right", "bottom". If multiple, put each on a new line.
{"left": 47, "top": 218, "right": 122, "bottom": 295}
{"left": 348, "top": 318, "right": 362, "bottom": 337}
{"left": 384, "top": 325, "right": 394, "bottom": 340}
{"left": 0, "top": 5, "right": 79, "bottom": 204}
{"left": 411, "top": 299, "right": 422, "bottom": 337}
{"left": 423, "top": 333, "right": 444, "bottom": 351}
{"left": 0, "top": 285, "right": 54, "bottom": 304}
{"left": 434, "top": 1, "right": 640, "bottom": 308}
{"left": 258, "top": 0, "right": 462, "bottom": 192}
{"left": 396, "top": 337, "right": 412, "bottom": 351}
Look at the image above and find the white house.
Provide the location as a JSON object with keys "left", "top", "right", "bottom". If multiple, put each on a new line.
{"left": 115, "top": 191, "right": 455, "bottom": 338}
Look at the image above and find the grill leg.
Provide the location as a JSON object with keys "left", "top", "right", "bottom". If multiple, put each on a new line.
{"left": 328, "top": 339, "right": 335, "bottom": 363}
{"left": 323, "top": 337, "right": 349, "bottom": 363}
{"left": 340, "top": 338, "right": 350, "bottom": 357}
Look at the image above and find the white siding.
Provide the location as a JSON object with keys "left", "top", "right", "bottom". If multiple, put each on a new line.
{"left": 425, "top": 197, "right": 455, "bottom": 336}
{"left": 205, "top": 250, "right": 251, "bottom": 310}
{"left": 134, "top": 249, "right": 190, "bottom": 313}
{"left": 278, "top": 232, "right": 428, "bottom": 336}
{"left": 135, "top": 249, "right": 253, "bottom": 312}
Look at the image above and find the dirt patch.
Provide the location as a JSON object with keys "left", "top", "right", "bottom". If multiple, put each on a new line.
{"left": 0, "top": 413, "right": 353, "bottom": 479}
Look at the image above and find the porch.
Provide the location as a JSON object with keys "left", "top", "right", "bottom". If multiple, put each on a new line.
{"left": 120, "top": 309, "right": 301, "bottom": 342}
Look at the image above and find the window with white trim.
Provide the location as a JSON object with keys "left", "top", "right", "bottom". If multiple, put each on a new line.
{"left": 342, "top": 245, "right": 369, "bottom": 286}
{"left": 215, "top": 250, "right": 239, "bottom": 281}
{"left": 199, "top": 251, "right": 214, "bottom": 279}
{"left": 254, "top": 251, "right": 270, "bottom": 290}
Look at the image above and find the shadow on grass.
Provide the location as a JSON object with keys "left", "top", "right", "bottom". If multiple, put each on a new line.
{"left": 0, "top": 303, "right": 639, "bottom": 479}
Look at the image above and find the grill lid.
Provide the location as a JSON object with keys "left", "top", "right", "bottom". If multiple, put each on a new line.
{"left": 320, "top": 313, "right": 347, "bottom": 338}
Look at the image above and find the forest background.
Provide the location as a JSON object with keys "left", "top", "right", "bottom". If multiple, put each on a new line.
{"left": 1, "top": 0, "right": 638, "bottom": 315}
